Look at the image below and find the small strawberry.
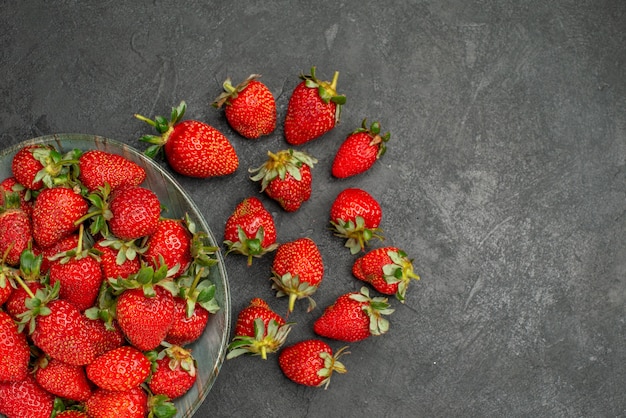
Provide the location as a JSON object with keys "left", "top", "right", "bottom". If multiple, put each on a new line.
{"left": 329, "top": 188, "right": 383, "bottom": 254}
{"left": 227, "top": 298, "right": 292, "bottom": 360}
{"left": 135, "top": 101, "right": 239, "bottom": 178}
{"left": 35, "top": 233, "right": 79, "bottom": 274}
{"left": 107, "top": 185, "right": 161, "bottom": 241}
{"left": 0, "top": 375, "right": 55, "bottom": 418}
{"left": 0, "top": 205, "right": 32, "bottom": 266}
{"left": 284, "top": 67, "right": 346, "bottom": 145}
{"left": 11, "top": 144, "right": 51, "bottom": 190}
{"left": 212, "top": 74, "right": 277, "bottom": 139}
{"left": 223, "top": 197, "right": 278, "bottom": 265}
{"left": 0, "top": 310, "right": 30, "bottom": 382}
{"left": 93, "top": 238, "right": 142, "bottom": 280}
{"left": 147, "top": 344, "right": 197, "bottom": 400}
{"left": 85, "top": 386, "right": 148, "bottom": 418}
{"left": 87, "top": 345, "right": 151, "bottom": 391}
{"left": 143, "top": 218, "right": 192, "bottom": 278}
{"left": 313, "top": 287, "right": 394, "bottom": 342}
{"left": 271, "top": 237, "right": 324, "bottom": 313}
{"left": 249, "top": 149, "right": 317, "bottom": 212}
{"left": 278, "top": 339, "right": 349, "bottom": 389}
{"left": 331, "top": 119, "right": 390, "bottom": 178}
{"left": 34, "top": 356, "right": 92, "bottom": 401}
{"left": 5, "top": 280, "right": 43, "bottom": 320}
{"left": 31, "top": 186, "right": 89, "bottom": 248}
{"left": 0, "top": 176, "right": 33, "bottom": 215}
{"left": 165, "top": 295, "right": 210, "bottom": 347}
{"left": 11, "top": 144, "right": 81, "bottom": 190}
{"left": 352, "top": 247, "right": 420, "bottom": 302}
{"left": 78, "top": 149, "right": 147, "bottom": 192}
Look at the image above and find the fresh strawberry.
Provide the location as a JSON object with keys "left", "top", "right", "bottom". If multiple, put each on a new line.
{"left": 329, "top": 188, "right": 383, "bottom": 254}
{"left": 93, "top": 238, "right": 141, "bottom": 280}
{"left": 87, "top": 345, "right": 151, "bottom": 391}
{"left": 31, "top": 186, "right": 88, "bottom": 248}
{"left": 85, "top": 386, "right": 148, "bottom": 418}
{"left": 55, "top": 411, "right": 90, "bottom": 418}
{"left": 135, "top": 101, "right": 239, "bottom": 178}
{"left": 212, "top": 74, "right": 277, "bottom": 139}
{"left": 0, "top": 310, "right": 30, "bottom": 382}
{"left": 278, "top": 339, "right": 348, "bottom": 389}
{"left": 249, "top": 149, "right": 317, "bottom": 212}
{"left": 0, "top": 176, "right": 33, "bottom": 215}
{"left": 331, "top": 119, "right": 390, "bottom": 178}
{"left": 0, "top": 375, "right": 55, "bottom": 418}
{"left": 143, "top": 218, "right": 192, "bottom": 278}
{"left": 223, "top": 197, "right": 278, "bottom": 265}
{"left": 107, "top": 185, "right": 161, "bottom": 240}
{"left": 352, "top": 246, "right": 420, "bottom": 302}
{"left": 0, "top": 273, "right": 13, "bottom": 306}
{"left": 147, "top": 344, "right": 197, "bottom": 400}
{"left": 0, "top": 206, "right": 32, "bottom": 266}
{"left": 284, "top": 67, "right": 346, "bottom": 145}
{"left": 313, "top": 287, "right": 394, "bottom": 342}
{"left": 271, "top": 237, "right": 324, "bottom": 313}
{"left": 165, "top": 296, "right": 210, "bottom": 347}
{"left": 34, "top": 356, "right": 92, "bottom": 401}
{"left": 227, "top": 298, "right": 292, "bottom": 360}
{"left": 11, "top": 144, "right": 51, "bottom": 190}
{"left": 78, "top": 149, "right": 146, "bottom": 192}
{"left": 35, "top": 233, "right": 80, "bottom": 274}
{"left": 84, "top": 317, "right": 125, "bottom": 357}
{"left": 5, "top": 280, "right": 43, "bottom": 320}
{"left": 11, "top": 144, "right": 81, "bottom": 190}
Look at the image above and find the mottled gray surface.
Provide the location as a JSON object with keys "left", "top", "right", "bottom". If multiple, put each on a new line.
{"left": 1, "top": 1, "right": 625, "bottom": 417}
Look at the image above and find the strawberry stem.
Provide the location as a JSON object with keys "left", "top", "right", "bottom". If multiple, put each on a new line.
{"left": 330, "top": 71, "right": 339, "bottom": 91}
{"left": 12, "top": 273, "right": 35, "bottom": 299}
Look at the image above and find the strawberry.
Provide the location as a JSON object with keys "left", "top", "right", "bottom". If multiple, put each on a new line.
{"left": 0, "top": 273, "right": 13, "bottom": 306}
{"left": 93, "top": 238, "right": 142, "bottom": 280}
{"left": 212, "top": 74, "right": 277, "bottom": 139}
{"left": 271, "top": 237, "right": 324, "bottom": 313}
{"left": 249, "top": 149, "right": 317, "bottom": 212}
{"left": 165, "top": 295, "right": 210, "bottom": 346}
{"left": 0, "top": 375, "right": 55, "bottom": 418}
{"left": 227, "top": 298, "right": 292, "bottom": 360}
{"left": 107, "top": 185, "right": 161, "bottom": 240}
{"left": 329, "top": 187, "right": 383, "bottom": 254}
{"left": 11, "top": 144, "right": 51, "bottom": 190}
{"left": 85, "top": 386, "right": 148, "bottom": 418}
{"left": 313, "top": 287, "right": 394, "bottom": 342}
{"left": 352, "top": 246, "right": 420, "bottom": 302}
{"left": 56, "top": 411, "right": 90, "bottom": 417}
{"left": 331, "top": 119, "right": 390, "bottom": 178}
{"left": 135, "top": 101, "right": 239, "bottom": 178}
{"left": 147, "top": 344, "right": 197, "bottom": 400}
{"left": 278, "top": 339, "right": 348, "bottom": 389}
{"left": 0, "top": 176, "right": 33, "bottom": 215}
{"left": 87, "top": 345, "right": 151, "bottom": 391}
{"left": 11, "top": 144, "right": 81, "bottom": 190}
{"left": 0, "top": 206, "right": 32, "bottom": 266}
{"left": 284, "top": 67, "right": 346, "bottom": 145}
{"left": 5, "top": 281, "right": 43, "bottom": 320}
{"left": 0, "top": 310, "right": 30, "bottom": 382}
{"left": 35, "top": 233, "right": 79, "bottom": 274}
{"left": 31, "top": 186, "right": 89, "bottom": 248}
{"left": 143, "top": 218, "right": 192, "bottom": 278}
{"left": 223, "top": 197, "right": 278, "bottom": 265}
{"left": 34, "top": 357, "right": 92, "bottom": 401}
{"left": 78, "top": 149, "right": 146, "bottom": 192}
{"left": 85, "top": 317, "right": 125, "bottom": 357}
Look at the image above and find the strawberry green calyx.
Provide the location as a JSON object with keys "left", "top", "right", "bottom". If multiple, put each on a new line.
{"left": 224, "top": 225, "right": 278, "bottom": 266}
{"left": 73, "top": 182, "right": 113, "bottom": 236}
{"left": 317, "top": 345, "right": 350, "bottom": 390}
{"left": 331, "top": 215, "right": 384, "bottom": 254}
{"left": 31, "top": 147, "right": 82, "bottom": 189}
{"left": 249, "top": 149, "right": 318, "bottom": 192}
{"left": 271, "top": 271, "right": 318, "bottom": 314}
{"left": 15, "top": 281, "right": 61, "bottom": 334}
{"left": 350, "top": 286, "right": 394, "bottom": 336}
{"left": 212, "top": 74, "right": 262, "bottom": 109}
{"left": 109, "top": 260, "right": 179, "bottom": 298}
{"left": 354, "top": 118, "right": 390, "bottom": 159}
{"left": 145, "top": 391, "right": 177, "bottom": 418}
{"left": 134, "top": 101, "right": 187, "bottom": 159}
{"left": 302, "top": 66, "right": 346, "bottom": 123}
{"left": 382, "top": 249, "right": 420, "bottom": 303}
{"left": 227, "top": 317, "right": 294, "bottom": 360}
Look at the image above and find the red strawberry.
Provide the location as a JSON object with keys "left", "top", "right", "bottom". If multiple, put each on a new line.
{"left": 36, "top": 233, "right": 79, "bottom": 274}
{"left": 165, "top": 296, "right": 210, "bottom": 347}
{"left": 0, "top": 207, "right": 32, "bottom": 266}
{"left": 271, "top": 237, "right": 324, "bottom": 313}
{"left": 329, "top": 188, "right": 383, "bottom": 254}
{"left": 147, "top": 344, "right": 197, "bottom": 400}
{"left": 135, "top": 101, "right": 239, "bottom": 178}
{"left": 84, "top": 317, "right": 125, "bottom": 357}
{"left": 227, "top": 298, "right": 292, "bottom": 360}
{"left": 0, "top": 375, "right": 55, "bottom": 418}
{"left": 352, "top": 246, "right": 420, "bottom": 302}
{"left": 108, "top": 185, "right": 161, "bottom": 240}
{"left": 93, "top": 238, "right": 141, "bottom": 280}
{"left": 78, "top": 149, "right": 146, "bottom": 192}
{"left": 56, "top": 411, "right": 90, "bottom": 417}
{"left": 223, "top": 197, "right": 278, "bottom": 265}
{"left": 11, "top": 144, "right": 82, "bottom": 190}
{"left": 249, "top": 149, "right": 317, "bottom": 212}
{"left": 31, "top": 187, "right": 88, "bottom": 248}
{"left": 0, "top": 176, "right": 33, "bottom": 215}
{"left": 11, "top": 144, "right": 51, "bottom": 190}
{"left": 34, "top": 357, "right": 92, "bottom": 401}
{"left": 87, "top": 345, "right": 151, "bottom": 391}
{"left": 0, "top": 274, "right": 13, "bottom": 306}
{"left": 313, "top": 287, "right": 394, "bottom": 342}
{"left": 212, "top": 74, "right": 277, "bottom": 139}
{"left": 143, "top": 218, "right": 192, "bottom": 278}
{"left": 284, "top": 67, "right": 346, "bottom": 145}
{"left": 278, "top": 339, "right": 348, "bottom": 389}
{"left": 331, "top": 119, "right": 390, "bottom": 178}
{"left": 5, "top": 281, "right": 43, "bottom": 320}
{"left": 85, "top": 386, "right": 148, "bottom": 418}
{"left": 0, "top": 310, "right": 30, "bottom": 382}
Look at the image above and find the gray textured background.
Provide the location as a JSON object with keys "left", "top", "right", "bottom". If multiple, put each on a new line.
{"left": 1, "top": 1, "right": 625, "bottom": 417}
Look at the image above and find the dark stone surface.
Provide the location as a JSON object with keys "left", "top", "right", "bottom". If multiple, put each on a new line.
{"left": 1, "top": 1, "right": 625, "bottom": 417}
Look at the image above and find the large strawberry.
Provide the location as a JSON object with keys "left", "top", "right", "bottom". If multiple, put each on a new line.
{"left": 331, "top": 119, "right": 390, "bottom": 178}
{"left": 284, "top": 67, "right": 346, "bottom": 145}
{"left": 249, "top": 149, "right": 317, "bottom": 212}
{"left": 227, "top": 298, "right": 292, "bottom": 360}
{"left": 0, "top": 375, "right": 55, "bottom": 418}
{"left": 85, "top": 386, "right": 148, "bottom": 418}
{"left": 135, "top": 101, "right": 239, "bottom": 178}
{"left": 78, "top": 149, "right": 146, "bottom": 192}
{"left": 0, "top": 205, "right": 32, "bottom": 266}
{"left": 107, "top": 185, "right": 161, "bottom": 240}
{"left": 142, "top": 218, "right": 192, "bottom": 278}
{"left": 329, "top": 187, "right": 383, "bottom": 254}
{"left": 147, "top": 344, "right": 197, "bottom": 400}
{"left": 278, "top": 339, "right": 349, "bottom": 389}
{"left": 0, "top": 310, "right": 30, "bottom": 382}
{"left": 223, "top": 196, "right": 278, "bottom": 265}
{"left": 271, "top": 237, "right": 324, "bottom": 313}
{"left": 212, "top": 74, "right": 277, "bottom": 139}
{"left": 352, "top": 246, "right": 420, "bottom": 302}
{"left": 313, "top": 287, "right": 394, "bottom": 342}
{"left": 34, "top": 357, "right": 92, "bottom": 401}
{"left": 87, "top": 345, "right": 151, "bottom": 391}
{"left": 31, "top": 186, "right": 88, "bottom": 248}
